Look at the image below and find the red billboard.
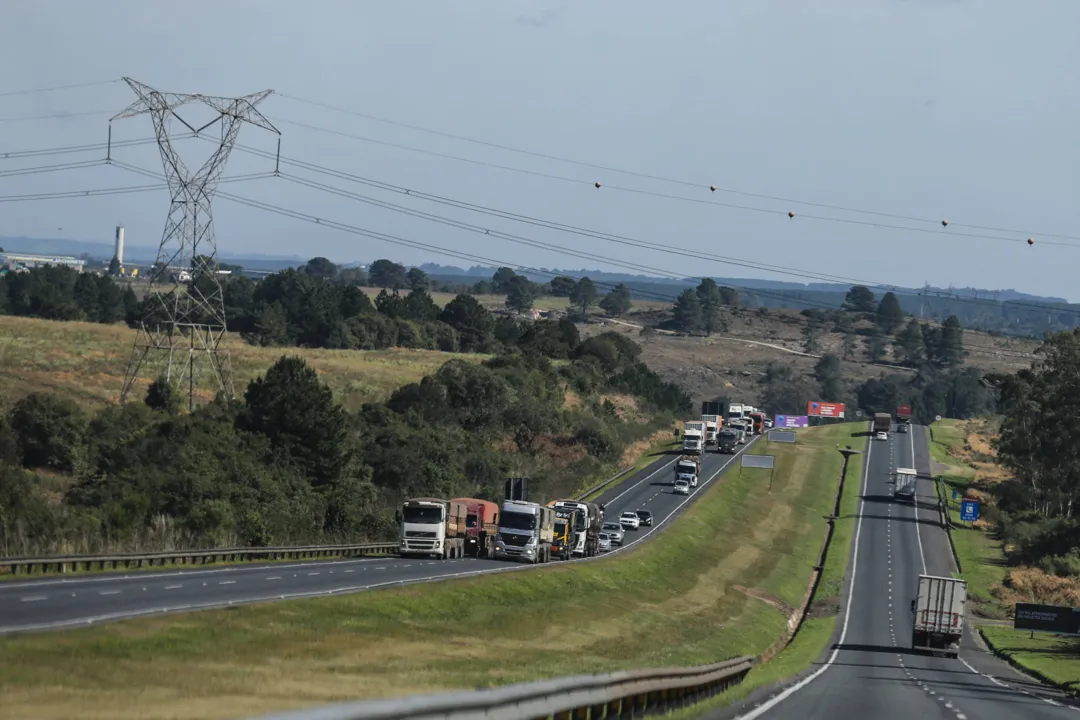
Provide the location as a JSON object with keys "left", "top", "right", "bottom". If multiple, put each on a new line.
{"left": 896, "top": 405, "right": 913, "bottom": 419}
{"left": 807, "top": 401, "right": 845, "bottom": 418}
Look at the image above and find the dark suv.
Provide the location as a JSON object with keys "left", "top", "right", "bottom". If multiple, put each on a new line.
{"left": 635, "top": 509, "right": 654, "bottom": 527}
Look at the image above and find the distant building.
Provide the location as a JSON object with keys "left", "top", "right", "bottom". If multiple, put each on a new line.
{"left": 0, "top": 252, "right": 86, "bottom": 272}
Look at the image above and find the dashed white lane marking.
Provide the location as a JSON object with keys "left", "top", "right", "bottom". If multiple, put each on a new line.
{"left": 218, "top": 580, "right": 235, "bottom": 585}
{"left": 164, "top": 584, "right": 182, "bottom": 590}
{"left": 344, "top": 569, "right": 354, "bottom": 573}
{"left": 19, "top": 595, "right": 48, "bottom": 602}
{"left": 307, "top": 572, "right": 320, "bottom": 576}
{"left": 99, "top": 590, "right": 120, "bottom": 596}
{"left": 265, "top": 576, "right": 282, "bottom": 580}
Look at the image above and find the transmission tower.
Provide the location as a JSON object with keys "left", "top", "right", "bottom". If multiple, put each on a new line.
{"left": 110, "top": 78, "right": 279, "bottom": 411}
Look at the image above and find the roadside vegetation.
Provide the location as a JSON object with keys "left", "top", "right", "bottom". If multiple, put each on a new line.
{"left": 0, "top": 321, "right": 688, "bottom": 557}
{"left": 928, "top": 328, "right": 1080, "bottom": 693}
{"left": 0, "top": 422, "right": 862, "bottom": 720}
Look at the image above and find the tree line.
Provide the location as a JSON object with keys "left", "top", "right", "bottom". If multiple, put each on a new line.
{"left": 0, "top": 325, "right": 690, "bottom": 555}
{"left": 988, "top": 329, "right": 1080, "bottom": 577}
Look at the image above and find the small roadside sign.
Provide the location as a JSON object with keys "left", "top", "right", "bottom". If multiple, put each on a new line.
{"left": 960, "top": 499, "right": 980, "bottom": 523}
{"left": 952, "top": 489, "right": 960, "bottom": 500}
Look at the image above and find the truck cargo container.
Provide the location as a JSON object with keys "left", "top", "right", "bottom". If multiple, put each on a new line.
{"left": 893, "top": 468, "right": 917, "bottom": 502}
{"left": 682, "top": 421, "right": 706, "bottom": 455}
{"left": 451, "top": 497, "right": 500, "bottom": 557}
{"left": 910, "top": 575, "right": 967, "bottom": 657}
{"left": 726, "top": 404, "right": 745, "bottom": 424}
{"left": 495, "top": 500, "right": 556, "bottom": 563}
{"left": 874, "top": 412, "right": 892, "bottom": 437}
{"left": 551, "top": 500, "right": 602, "bottom": 557}
{"left": 397, "top": 497, "right": 467, "bottom": 559}
{"left": 701, "top": 415, "right": 720, "bottom": 445}
{"left": 748, "top": 411, "right": 765, "bottom": 435}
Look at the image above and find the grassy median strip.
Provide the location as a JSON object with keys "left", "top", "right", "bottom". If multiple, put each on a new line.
{"left": 928, "top": 420, "right": 1080, "bottom": 693}
{"left": 666, "top": 424, "right": 867, "bottom": 718}
{"left": 0, "top": 423, "right": 860, "bottom": 720}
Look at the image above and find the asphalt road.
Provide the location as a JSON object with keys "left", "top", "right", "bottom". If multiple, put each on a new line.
{"left": 0, "top": 436, "right": 760, "bottom": 634}
{"left": 740, "top": 424, "right": 1078, "bottom": 720}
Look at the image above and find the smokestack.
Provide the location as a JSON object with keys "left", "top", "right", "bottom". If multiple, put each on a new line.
{"left": 114, "top": 225, "right": 125, "bottom": 265}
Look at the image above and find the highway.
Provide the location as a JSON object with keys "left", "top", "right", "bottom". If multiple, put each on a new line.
{"left": 738, "top": 424, "right": 1078, "bottom": 720}
{"left": 0, "top": 436, "right": 760, "bottom": 634}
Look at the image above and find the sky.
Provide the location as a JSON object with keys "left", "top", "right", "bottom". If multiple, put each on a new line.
{"left": 1, "top": 1, "right": 1078, "bottom": 298}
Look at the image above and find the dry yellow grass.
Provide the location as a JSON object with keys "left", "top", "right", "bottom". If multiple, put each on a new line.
{"left": 0, "top": 315, "right": 485, "bottom": 412}
{"left": 993, "top": 567, "right": 1080, "bottom": 608}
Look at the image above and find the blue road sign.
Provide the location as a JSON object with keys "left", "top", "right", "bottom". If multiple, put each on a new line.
{"left": 960, "top": 499, "right": 980, "bottom": 523}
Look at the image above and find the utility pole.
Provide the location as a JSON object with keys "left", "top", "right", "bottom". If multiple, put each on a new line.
{"left": 110, "top": 78, "right": 279, "bottom": 411}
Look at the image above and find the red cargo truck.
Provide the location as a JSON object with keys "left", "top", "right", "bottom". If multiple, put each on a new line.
{"left": 452, "top": 497, "right": 500, "bottom": 557}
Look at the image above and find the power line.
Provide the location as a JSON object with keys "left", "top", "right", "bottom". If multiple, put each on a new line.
{"left": 220, "top": 139, "right": 1078, "bottom": 320}
{"left": 0, "top": 159, "right": 107, "bottom": 178}
{"left": 0, "top": 79, "right": 121, "bottom": 98}
{"left": 0, "top": 171, "right": 274, "bottom": 203}
{"left": 210, "top": 188, "right": 1034, "bottom": 360}
{"left": 0, "top": 134, "right": 190, "bottom": 160}
{"left": 0, "top": 109, "right": 115, "bottom": 123}
{"left": 267, "top": 115, "right": 1073, "bottom": 248}
{"left": 275, "top": 93, "right": 1079, "bottom": 243}
{"left": 0, "top": 159, "right": 1035, "bottom": 358}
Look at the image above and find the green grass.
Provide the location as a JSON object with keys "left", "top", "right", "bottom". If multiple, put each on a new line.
{"left": 0, "top": 314, "right": 485, "bottom": 412}
{"left": 928, "top": 420, "right": 1080, "bottom": 688}
{"left": 926, "top": 422, "right": 1009, "bottom": 618}
{"left": 980, "top": 626, "right": 1080, "bottom": 693}
{"left": 668, "top": 425, "right": 868, "bottom": 717}
{"left": 0, "top": 423, "right": 860, "bottom": 720}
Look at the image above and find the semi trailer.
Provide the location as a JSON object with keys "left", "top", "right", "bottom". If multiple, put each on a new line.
{"left": 910, "top": 574, "right": 967, "bottom": 658}
{"left": 397, "top": 497, "right": 467, "bottom": 559}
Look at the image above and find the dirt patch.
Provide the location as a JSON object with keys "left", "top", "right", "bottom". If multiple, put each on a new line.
{"left": 805, "top": 595, "right": 841, "bottom": 620}
{"left": 733, "top": 585, "right": 797, "bottom": 617}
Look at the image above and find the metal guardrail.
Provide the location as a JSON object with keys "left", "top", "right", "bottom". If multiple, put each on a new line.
{"left": 248, "top": 656, "right": 754, "bottom": 720}
{"left": 1, "top": 542, "right": 399, "bottom": 576}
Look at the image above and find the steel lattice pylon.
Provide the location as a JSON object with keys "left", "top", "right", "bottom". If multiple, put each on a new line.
{"left": 111, "top": 77, "right": 279, "bottom": 410}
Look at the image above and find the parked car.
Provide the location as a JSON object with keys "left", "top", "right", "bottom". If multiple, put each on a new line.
{"left": 619, "top": 511, "right": 641, "bottom": 530}
{"left": 601, "top": 521, "right": 625, "bottom": 545}
{"left": 598, "top": 533, "right": 612, "bottom": 553}
{"left": 635, "top": 509, "right": 653, "bottom": 527}
{"left": 673, "top": 479, "right": 690, "bottom": 496}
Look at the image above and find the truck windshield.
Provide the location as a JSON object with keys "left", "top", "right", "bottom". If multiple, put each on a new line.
{"left": 402, "top": 506, "right": 443, "bottom": 524}
{"left": 499, "top": 511, "right": 537, "bottom": 531}
{"left": 465, "top": 515, "right": 478, "bottom": 528}
{"left": 554, "top": 521, "right": 568, "bottom": 537}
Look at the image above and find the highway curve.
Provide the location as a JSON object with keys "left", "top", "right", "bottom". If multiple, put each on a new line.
{"left": 0, "top": 437, "right": 759, "bottom": 634}
{"left": 738, "top": 425, "right": 1078, "bottom": 720}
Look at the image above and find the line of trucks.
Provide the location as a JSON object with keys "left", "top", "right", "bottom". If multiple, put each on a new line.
{"left": 396, "top": 495, "right": 607, "bottom": 564}
{"left": 682, "top": 403, "right": 771, "bottom": 457}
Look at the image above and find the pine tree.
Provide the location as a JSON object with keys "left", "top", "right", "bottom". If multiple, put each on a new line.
{"left": 875, "top": 292, "right": 905, "bottom": 334}
{"left": 673, "top": 288, "right": 702, "bottom": 334}
{"left": 599, "top": 283, "right": 632, "bottom": 317}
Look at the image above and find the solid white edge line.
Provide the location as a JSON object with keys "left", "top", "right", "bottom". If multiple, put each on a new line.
{"left": 911, "top": 428, "right": 927, "bottom": 575}
{"left": 735, "top": 422, "right": 873, "bottom": 719}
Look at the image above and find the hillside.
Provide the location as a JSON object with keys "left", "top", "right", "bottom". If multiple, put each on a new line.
{"left": 577, "top": 307, "right": 1038, "bottom": 407}
{"left": 0, "top": 315, "right": 482, "bottom": 412}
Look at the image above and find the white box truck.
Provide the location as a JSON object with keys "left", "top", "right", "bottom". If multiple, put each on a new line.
{"left": 910, "top": 574, "right": 967, "bottom": 657}
{"left": 682, "top": 421, "right": 705, "bottom": 455}
{"left": 894, "top": 468, "right": 917, "bottom": 502}
{"left": 701, "top": 415, "right": 720, "bottom": 445}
